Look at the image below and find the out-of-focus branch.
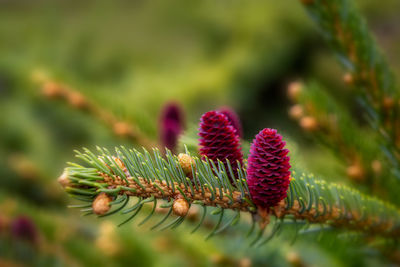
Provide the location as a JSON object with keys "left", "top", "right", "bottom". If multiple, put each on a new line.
{"left": 300, "top": 0, "right": 400, "bottom": 178}
{"left": 287, "top": 81, "right": 384, "bottom": 186}
{"left": 38, "top": 79, "right": 155, "bottom": 149}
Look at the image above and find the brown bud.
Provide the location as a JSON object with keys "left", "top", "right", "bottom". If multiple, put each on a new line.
{"left": 67, "top": 91, "right": 87, "bottom": 109}
{"left": 288, "top": 105, "right": 304, "bottom": 120}
{"left": 113, "top": 122, "right": 132, "bottom": 137}
{"left": 178, "top": 153, "right": 195, "bottom": 176}
{"left": 371, "top": 160, "right": 382, "bottom": 175}
{"left": 172, "top": 198, "right": 189, "bottom": 217}
{"left": 113, "top": 156, "right": 125, "bottom": 170}
{"left": 58, "top": 171, "right": 71, "bottom": 188}
{"left": 92, "top": 193, "right": 112, "bottom": 215}
{"left": 347, "top": 163, "right": 365, "bottom": 182}
{"left": 112, "top": 156, "right": 129, "bottom": 176}
{"left": 287, "top": 81, "right": 303, "bottom": 101}
{"left": 42, "top": 82, "right": 64, "bottom": 98}
{"left": 299, "top": 116, "right": 318, "bottom": 131}
{"left": 343, "top": 73, "right": 354, "bottom": 85}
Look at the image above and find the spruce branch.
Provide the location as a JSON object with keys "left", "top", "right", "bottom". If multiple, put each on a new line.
{"left": 300, "top": 0, "right": 400, "bottom": 178}
{"left": 59, "top": 146, "right": 400, "bottom": 244}
{"left": 39, "top": 80, "right": 155, "bottom": 149}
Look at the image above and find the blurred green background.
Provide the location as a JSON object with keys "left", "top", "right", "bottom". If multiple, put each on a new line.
{"left": 1, "top": 0, "right": 400, "bottom": 266}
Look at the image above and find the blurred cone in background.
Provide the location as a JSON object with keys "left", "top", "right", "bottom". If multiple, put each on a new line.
{"left": 159, "top": 102, "right": 185, "bottom": 152}
{"left": 218, "top": 106, "right": 243, "bottom": 137}
{"left": 10, "top": 216, "right": 38, "bottom": 244}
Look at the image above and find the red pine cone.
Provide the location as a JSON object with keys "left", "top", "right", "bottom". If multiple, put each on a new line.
{"left": 198, "top": 111, "right": 243, "bottom": 180}
{"left": 247, "top": 128, "right": 291, "bottom": 210}
{"left": 218, "top": 107, "right": 243, "bottom": 137}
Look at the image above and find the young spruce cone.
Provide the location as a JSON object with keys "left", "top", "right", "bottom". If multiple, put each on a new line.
{"left": 198, "top": 111, "right": 243, "bottom": 180}
{"left": 247, "top": 128, "right": 291, "bottom": 211}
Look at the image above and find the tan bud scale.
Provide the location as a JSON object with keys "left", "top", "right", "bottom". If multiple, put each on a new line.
{"left": 93, "top": 193, "right": 112, "bottom": 215}
{"left": 58, "top": 171, "right": 71, "bottom": 188}
{"left": 172, "top": 198, "right": 189, "bottom": 217}
{"left": 178, "top": 153, "right": 195, "bottom": 176}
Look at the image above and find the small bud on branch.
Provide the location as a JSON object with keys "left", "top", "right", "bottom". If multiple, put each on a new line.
{"left": 58, "top": 171, "right": 71, "bottom": 188}
{"left": 173, "top": 197, "right": 190, "bottom": 217}
{"left": 178, "top": 153, "right": 195, "bottom": 177}
{"left": 92, "top": 193, "right": 112, "bottom": 215}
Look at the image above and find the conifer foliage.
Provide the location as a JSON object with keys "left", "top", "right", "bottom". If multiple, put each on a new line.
{"left": 53, "top": 0, "right": 400, "bottom": 257}
{"left": 60, "top": 110, "right": 400, "bottom": 244}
